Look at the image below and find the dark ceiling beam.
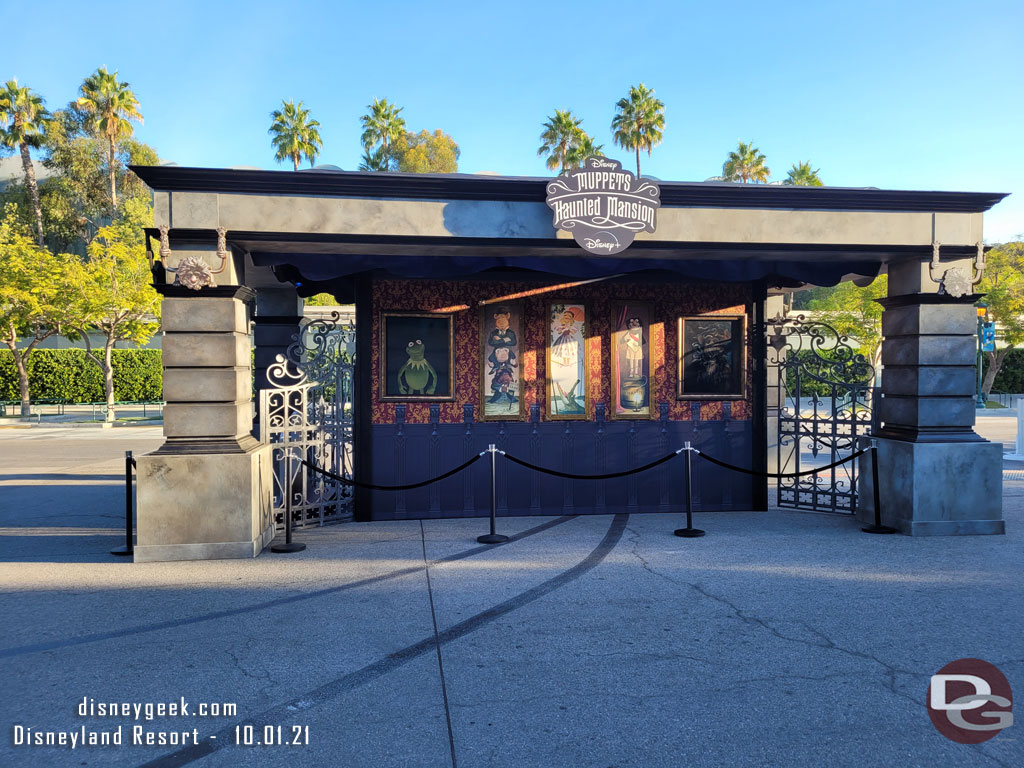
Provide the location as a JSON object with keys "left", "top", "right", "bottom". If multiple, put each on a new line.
{"left": 145, "top": 227, "right": 978, "bottom": 265}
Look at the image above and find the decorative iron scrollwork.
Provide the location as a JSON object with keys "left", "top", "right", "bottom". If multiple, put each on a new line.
{"left": 768, "top": 314, "right": 874, "bottom": 515}
{"left": 767, "top": 314, "right": 875, "bottom": 385}
{"left": 260, "top": 311, "right": 356, "bottom": 530}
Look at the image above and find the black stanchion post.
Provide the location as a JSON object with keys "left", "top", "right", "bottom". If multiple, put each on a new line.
{"left": 478, "top": 444, "right": 509, "bottom": 544}
{"left": 862, "top": 442, "right": 898, "bottom": 534}
{"left": 272, "top": 448, "right": 307, "bottom": 553}
{"left": 675, "top": 442, "right": 705, "bottom": 538}
{"left": 111, "top": 450, "right": 134, "bottom": 556}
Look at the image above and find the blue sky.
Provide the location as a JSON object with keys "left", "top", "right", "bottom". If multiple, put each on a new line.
{"left": 6, "top": 0, "right": 1023, "bottom": 240}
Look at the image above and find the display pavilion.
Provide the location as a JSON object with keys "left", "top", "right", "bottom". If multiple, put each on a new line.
{"left": 128, "top": 162, "right": 1007, "bottom": 562}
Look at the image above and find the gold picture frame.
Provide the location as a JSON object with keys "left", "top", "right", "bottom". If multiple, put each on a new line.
{"left": 610, "top": 301, "right": 654, "bottom": 420}
{"left": 479, "top": 301, "right": 525, "bottom": 421}
{"left": 379, "top": 311, "right": 455, "bottom": 402}
{"left": 677, "top": 315, "right": 747, "bottom": 399}
{"left": 545, "top": 301, "right": 588, "bottom": 420}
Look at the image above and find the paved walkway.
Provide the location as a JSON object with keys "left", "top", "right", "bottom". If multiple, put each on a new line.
{"left": 0, "top": 424, "right": 1021, "bottom": 767}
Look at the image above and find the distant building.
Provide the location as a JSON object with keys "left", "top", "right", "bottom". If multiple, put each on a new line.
{"left": 0, "top": 155, "right": 50, "bottom": 190}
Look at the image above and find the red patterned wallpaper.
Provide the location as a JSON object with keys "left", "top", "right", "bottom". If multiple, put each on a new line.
{"left": 371, "top": 278, "right": 752, "bottom": 424}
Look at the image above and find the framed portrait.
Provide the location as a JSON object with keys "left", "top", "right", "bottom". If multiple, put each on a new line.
{"left": 480, "top": 301, "right": 525, "bottom": 420}
{"left": 546, "top": 302, "right": 588, "bottom": 420}
{"left": 380, "top": 312, "right": 455, "bottom": 401}
{"left": 610, "top": 301, "right": 652, "bottom": 419}
{"left": 678, "top": 315, "right": 747, "bottom": 399}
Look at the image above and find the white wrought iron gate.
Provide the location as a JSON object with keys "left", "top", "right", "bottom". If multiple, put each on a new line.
{"left": 259, "top": 313, "right": 356, "bottom": 529}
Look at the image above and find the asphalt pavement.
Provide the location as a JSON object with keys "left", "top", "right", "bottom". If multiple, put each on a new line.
{"left": 0, "top": 420, "right": 1021, "bottom": 767}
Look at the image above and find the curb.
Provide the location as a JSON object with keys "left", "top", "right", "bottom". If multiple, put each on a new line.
{"left": 2, "top": 420, "right": 163, "bottom": 430}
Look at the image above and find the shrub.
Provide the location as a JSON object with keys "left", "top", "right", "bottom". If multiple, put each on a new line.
{"left": 0, "top": 348, "right": 162, "bottom": 402}
{"left": 984, "top": 349, "right": 1024, "bottom": 394}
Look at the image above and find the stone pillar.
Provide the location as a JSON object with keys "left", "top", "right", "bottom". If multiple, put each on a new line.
{"left": 253, "top": 288, "right": 303, "bottom": 438}
{"left": 135, "top": 286, "right": 274, "bottom": 561}
{"left": 858, "top": 257, "right": 1003, "bottom": 535}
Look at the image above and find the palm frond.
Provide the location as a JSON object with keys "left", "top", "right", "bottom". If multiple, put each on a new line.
{"left": 269, "top": 99, "right": 322, "bottom": 169}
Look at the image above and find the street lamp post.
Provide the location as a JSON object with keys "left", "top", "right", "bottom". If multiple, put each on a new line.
{"left": 976, "top": 302, "right": 988, "bottom": 408}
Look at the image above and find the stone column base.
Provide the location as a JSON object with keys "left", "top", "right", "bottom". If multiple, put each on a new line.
{"left": 857, "top": 437, "right": 1005, "bottom": 535}
{"left": 135, "top": 443, "right": 274, "bottom": 562}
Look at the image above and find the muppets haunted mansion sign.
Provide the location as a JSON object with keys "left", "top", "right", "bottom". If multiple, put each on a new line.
{"left": 545, "top": 156, "right": 661, "bottom": 255}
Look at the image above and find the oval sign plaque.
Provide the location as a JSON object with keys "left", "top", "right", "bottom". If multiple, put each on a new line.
{"left": 545, "top": 156, "right": 661, "bottom": 255}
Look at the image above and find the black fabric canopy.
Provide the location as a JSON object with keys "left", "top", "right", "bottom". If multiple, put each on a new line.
{"left": 251, "top": 251, "right": 884, "bottom": 299}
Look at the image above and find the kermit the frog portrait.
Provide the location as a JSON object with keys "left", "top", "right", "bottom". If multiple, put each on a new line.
{"left": 397, "top": 339, "right": 438, "bottom": 395}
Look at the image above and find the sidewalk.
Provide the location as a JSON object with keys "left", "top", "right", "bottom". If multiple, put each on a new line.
{"left": 0, "top": 428, "right": 1021, "bottom": 767}
{"left": 0, "top": 403, "right": 164, "bottom": 428}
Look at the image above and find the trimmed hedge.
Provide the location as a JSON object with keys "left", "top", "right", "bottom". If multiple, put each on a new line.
{"left": 2, "top": 346, "right": 1018, "bottom": 405}
{"left": 0, "top": 349, "right": 162, "bottom": 402}
{"left": 984, "top": 349, "right": 1024, "bottom": 394}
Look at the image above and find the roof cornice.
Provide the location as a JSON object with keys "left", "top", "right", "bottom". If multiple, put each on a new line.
{"left": 129, "top": 165, "right": 1009, "bottom": 214}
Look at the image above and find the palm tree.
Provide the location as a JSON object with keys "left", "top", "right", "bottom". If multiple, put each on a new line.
{"left": 268, "top": 100, "right": 323, "bottom": 170}
{"left": 0, "top": 79, "right": 50, "bottom": 245}
{"left": 610, "top": 83, "right": 665, "bottom": 177}
{"left": 75, "top": 67, "right": 144, "bottom": 207}
{"left": 564, "top": 132, "right": 604, "bottom": 170}
{"left": 359, "top": 146, "right": 390, "bottom": 172}
{"left": 360, "top": 98, "right": 406, "bottom": 159}
{"left": 722, "top": 141, "right": 770, "bottom": 183}
{"left": 537, "top": 110, "right": 585, "bottom": 173}
{"left": 784, "top": 161, "right": 823, "bottom": 186}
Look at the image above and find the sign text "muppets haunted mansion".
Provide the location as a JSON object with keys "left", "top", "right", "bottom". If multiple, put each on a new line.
{"left": 545, "top": 156, "right": 661, "bottom": 255}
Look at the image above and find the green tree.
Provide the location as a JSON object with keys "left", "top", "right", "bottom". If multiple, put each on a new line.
{"left": 785, "top": 161, "right": 822, "bottom": 186}
{"left": 65, "top": 224, "right": 160, "bottom": 421}
{"left": 390, "top": 130, "right": 459, "bottom": 173}
{"left": 36, "top": 108, "right": 157, "bottom": 250}
{"left": 977, "top": 241, "right": 1024, "bottom": 397}
{"left": 565, "top": 132, "right": 604, "bottom": 169}
{"left": 0, "top": 79, "right": 51, "bottom": 245}
{"left": 722, "top": 141, "right": 770, "bottom": 183}
{"left": 791, "top": 284, "right": 835, "bottom": 310}
{"left": 75, "top": 67, "right": 144, "bottom": 207}
{"left": 304, "top": 293, "right": 339, "bottom": 306}
{"left": 269, "top": 100, "right": 322, "bottom": 170}
{"left": 537, "top": 110, "right": 584, "bottom": 173}
{"left": 360, "top": 98, "right": 406, "bottom": 160}
{"left": 358, "top": 145, "right": 390, "bottom": 172}
{"left": 611, "top": 83, "right": 665, "bottom": 178}
{"left": 0, "top": 204, "right": 73, "bottom": 415}
{"left": 808, "top": 276, "right": 887, "bottom": 376}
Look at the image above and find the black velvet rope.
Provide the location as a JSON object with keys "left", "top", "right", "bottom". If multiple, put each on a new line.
{"left": 300, "top": 453, "right": 482, "bottom": 491}
{"left": 301, "top": 444, "right": 871, "bottom": 491}
{"left": 502, "top": 450, "right": 682, "bottom": 480}
{"left": 695, "top": 447, "right": 870, "bottom": 478}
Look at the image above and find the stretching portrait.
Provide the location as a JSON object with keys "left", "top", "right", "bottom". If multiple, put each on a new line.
{"left": 611, "top": 301, "right": 652, "bottom": 419}
{"left": 480, "top": 302, "right": 524, "bottom": 420}
{"left": 546, "top": 302, "right": 587, "bottom": 419}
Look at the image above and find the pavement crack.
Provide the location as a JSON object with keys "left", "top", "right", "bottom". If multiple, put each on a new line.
{"left": 224, "top": 648, "right": 275, "bottom": 691}
{"left": 625, "top": 537, "right": 927, "bottom": 708}
{"left": 686, "top": 581, "right": 925, "bottom": 707}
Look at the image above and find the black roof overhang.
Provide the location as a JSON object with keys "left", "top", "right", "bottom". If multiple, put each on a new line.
{"left": 130, "top": 165, "right": 1009, "bottom": 214}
